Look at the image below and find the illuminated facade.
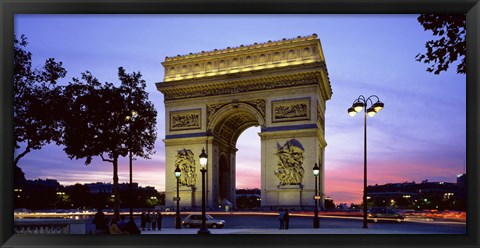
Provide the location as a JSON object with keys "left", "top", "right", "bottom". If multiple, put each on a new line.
{"left": 157, "top": 34, "right": 332, "bottom": 209}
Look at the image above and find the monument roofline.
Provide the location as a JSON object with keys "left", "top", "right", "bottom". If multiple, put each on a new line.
{"left": 163, "top": 34, "right": 320, "bottom": 62}
{"left": 160, "top": 34, "right": 330, "bottom": 84}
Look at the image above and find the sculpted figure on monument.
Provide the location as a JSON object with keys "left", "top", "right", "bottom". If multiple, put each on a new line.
{"left": 274, "top": 139, "right": 305, "bottom": 185}
{"left": 175, "top": 149, "right": 197, "bottom": 187}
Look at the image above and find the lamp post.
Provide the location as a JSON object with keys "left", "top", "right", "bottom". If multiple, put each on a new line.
{"left": 198, "top": 148, "right": 210, "bottom": 235}
{"left": 313, "top": 163, "right": 320, "bottom": 228}
{"left": 129, "top": 150, "right": 133, "bottom": 218}
{"left": 348, "top": 95, "right": 384, "bottom": 228}
{"left": 126, "top": 110, "right": 138, "bottom": 219}
{"left": 175, "top": 166, "right": 182, "bottom": 229}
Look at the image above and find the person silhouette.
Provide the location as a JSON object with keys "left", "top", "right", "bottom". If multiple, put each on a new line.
{"left": 92, "top": 208, "right": 109, "bottom": 234}
{"left": 156, "top": 211, "right": 163, "bottom": 230}
{"left": 278, "top": 208, "right": 285, "bottom": 229}
{"left": 140, "top": 211, "right": 146, "bottom": 231}
{"left": 284, "top": 209, "right": 290, "bottom": 229}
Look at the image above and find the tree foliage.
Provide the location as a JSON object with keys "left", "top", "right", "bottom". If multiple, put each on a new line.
{"left": 118, "top": 67, "right": 157, "bottom": 160}
{"left": 60, "top": 68, "right": 157, "bottom": 218}
{"left": 416, "top": 14, "right": 466, "bottom": 75}
{"left": 14, "top": 35, "right": 67, "bottom": 168}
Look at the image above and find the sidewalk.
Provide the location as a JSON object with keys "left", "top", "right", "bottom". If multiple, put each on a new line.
{"left": 140, "top": 228, "right": 441, "bottom": 235}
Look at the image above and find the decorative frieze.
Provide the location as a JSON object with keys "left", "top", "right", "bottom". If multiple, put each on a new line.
{"left": 169, "top": 109, "right": 201, "bottom": 131}
{"left": 162, "top": 74, "right": 318, "bottom": 100}
{"left": 272, "top": 97, "right": 310, "bottom": 123}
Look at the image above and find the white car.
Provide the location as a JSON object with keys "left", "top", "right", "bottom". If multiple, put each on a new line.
{"left": 182, "top": 214, "right": 225, "bottom": 228}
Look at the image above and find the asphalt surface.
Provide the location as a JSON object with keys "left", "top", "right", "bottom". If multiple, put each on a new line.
{"left": 120, "top": 214, "right": 465, "bottom": 235}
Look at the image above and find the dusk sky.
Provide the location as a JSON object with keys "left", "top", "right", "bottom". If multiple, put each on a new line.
{"left": 14, "top": 15, "right": 466, "bottom": 204}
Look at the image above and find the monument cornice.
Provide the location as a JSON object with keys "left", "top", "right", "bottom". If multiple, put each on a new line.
{"left": 157, "top": 62, "right": 332, "bottom": 101}
{"left": 259, "top": 128, "right": 327, "bottom": 146}
{"left": 163, "top": 137, "right": 208, "bottom": 146}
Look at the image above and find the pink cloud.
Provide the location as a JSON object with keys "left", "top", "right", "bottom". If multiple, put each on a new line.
{"left": 235, "top": 169, "right": 261, "bottom": 189}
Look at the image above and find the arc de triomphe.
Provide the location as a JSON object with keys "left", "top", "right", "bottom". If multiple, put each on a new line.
{"left": 157, "top": 34, "right": 332, "bottom": 210}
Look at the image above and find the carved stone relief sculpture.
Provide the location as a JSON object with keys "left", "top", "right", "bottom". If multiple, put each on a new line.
{"left": 207, "top": 99, "right": 266, "bottom": 123}
{"left": 207, "top": 104, "right": 225, "bottom": 123}
{"left": 274, "top": 139, "right": 305, "bottom": 186}
{"left": 317, "top": 104, "right": 325, "bottom": 130}
{"left": 249, "top": 99, "right": 266, "bottom": 118}
{"left": 272, "top": 98, "right": 311, "bottom": 122}
{"left": 175, "top": 149, "right": 197, "bottom": 187}
{"left": 170, "top": 109, "right": 201, "bottom": 131}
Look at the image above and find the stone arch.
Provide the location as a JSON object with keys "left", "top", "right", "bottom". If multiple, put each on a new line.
{"left": 207, "top": 102, "right": 265, "bottom": 146}
{"left": 206, "top": 102, "right": 264, "bottom": 205}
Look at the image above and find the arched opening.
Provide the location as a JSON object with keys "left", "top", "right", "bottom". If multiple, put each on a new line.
{"left": 208, "top": 102, "right": 264, "bottom": 206}
{"left": 235, "top": 127, "right": 261, "bottom": 190}
{"left": 234, "top": 126, "right": 262, "bottom": 209}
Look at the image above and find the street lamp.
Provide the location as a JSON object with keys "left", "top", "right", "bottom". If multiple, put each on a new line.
{"left": 313, "top": 163, "right": 320, "bottom": 228}
{"left": 175, "top": 166, "right": 182, "bottom": 229}
{"left": 198, "top": 147, "right": 210, "bottom": 235}
{"left": 348, "top": 95, "right": 384, "bottom": 228}
{"left": 126, "top": 110, "right": 138, "bottom": 219}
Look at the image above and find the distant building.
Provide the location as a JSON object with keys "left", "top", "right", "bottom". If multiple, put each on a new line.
{"left": 235, "top": 188, "right": 261, "bottom": 200}
{"left": 337, "top": 203, "right": 349, "bottom": 210}
{"left": 85, "top": 182, "right": 113, "bottom": 194}
{"left": 234, "top": 189, "right": 261, "bottom": 210}
{"left": 85, "top": 182, "right": 140, "bottom": 194}
{"left": 119, "top": 182, "right": 139, "bottom": 191}
{"left": 367, "top": 178, "right": 466, "bottom": 211}
{"left": 457, "top": 173, "right": 466, "bottom": 190}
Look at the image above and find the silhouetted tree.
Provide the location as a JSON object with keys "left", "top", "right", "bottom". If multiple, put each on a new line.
{"left": 60, "top": 68, "right": 156, "bottom": 219}
{"left": 119, "top": 67, "right": 157, "bottom": 162}
{"left": 14, "top": 165, "right": 26, "bottom": 186}
{"left": 13, "top": 35, "right": 67, "bottom": 171}
{"left": 416, "top": 14, "right": 466, "bottom": 74}
{"left": 66, "top": 183, "right": 91, "bottom": 209}
{"left": 324, "top": 198, "right": 336, "bottom": 210}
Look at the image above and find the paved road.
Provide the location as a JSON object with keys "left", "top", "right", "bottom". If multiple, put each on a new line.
{"left": 109, "top": 213, "right": 465, "bottom": 234}
{"left": 204, "top": 214, "right": 464, "bottom": 234}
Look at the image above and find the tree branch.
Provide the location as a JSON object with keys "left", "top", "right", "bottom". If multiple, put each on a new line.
{"left": 100, "top": 153, "right": 114, "bottom": 163}
{"left": 14, "top": 143, "right": 32, "bottom": 167}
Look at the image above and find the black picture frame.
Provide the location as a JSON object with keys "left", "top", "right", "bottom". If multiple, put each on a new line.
{"left": 1, "top": 1, "right": 478, "bottom": 248}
